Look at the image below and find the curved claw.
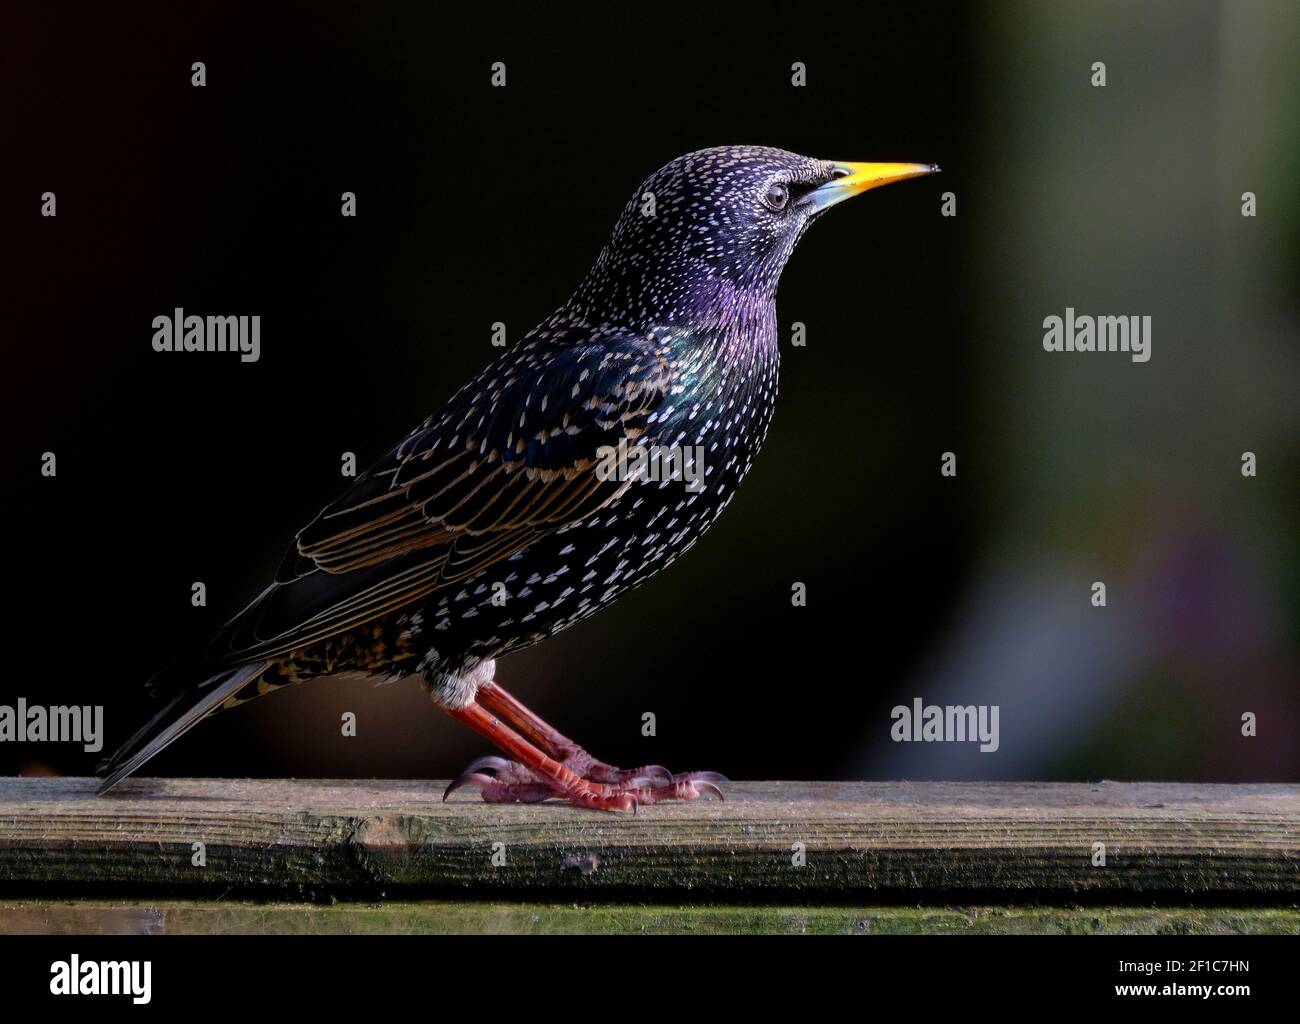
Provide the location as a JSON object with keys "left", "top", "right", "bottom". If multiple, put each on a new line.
{"left": 695, "top": 781, "right": 724, "bottom": 801}
{"left": 444, "top": 755, "right": 515, "bottom": 801}
{"left": 443, "top": 771, "right": 496, "bottom": 801}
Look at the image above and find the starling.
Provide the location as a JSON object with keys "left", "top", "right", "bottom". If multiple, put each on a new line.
{"left": 98, "top": 146, "right": 938, "bottom": 809}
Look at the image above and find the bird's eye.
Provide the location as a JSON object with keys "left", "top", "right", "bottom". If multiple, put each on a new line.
{"left": 762, "top": 182, "right": 790, "bottom": 211}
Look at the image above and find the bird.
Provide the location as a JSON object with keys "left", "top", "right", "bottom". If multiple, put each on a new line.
{"left": 97, "top": 146, "right": 938, "bottom": 810}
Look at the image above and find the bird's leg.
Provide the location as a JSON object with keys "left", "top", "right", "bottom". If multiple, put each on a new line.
{"left": 474, "top": 680, "right": 671, "bottom": 786}
{"left": 443, "top": 688, "right": 725, "bottom": 809}
{"left": 442, "top": 701, "right": 639, "bottom": 811}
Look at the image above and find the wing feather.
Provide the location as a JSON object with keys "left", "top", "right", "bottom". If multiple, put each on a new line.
{"left": 207, "top": 327, "right": 675, "bottom": 664}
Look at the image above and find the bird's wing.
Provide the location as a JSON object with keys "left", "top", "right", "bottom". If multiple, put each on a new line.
{"left": 208, "top": 327, "right": 675, "bottom": 663}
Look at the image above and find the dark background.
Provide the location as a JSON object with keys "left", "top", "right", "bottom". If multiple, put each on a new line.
{"left": 4, "top": 2, "right": 1296, "bottom": 785}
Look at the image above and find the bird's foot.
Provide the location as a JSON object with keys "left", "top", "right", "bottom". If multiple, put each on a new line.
{"left": 445, "top": 754, "right": 726, "bottom": 811}
{"left": 547, "top": 743, "right": 673, "bottom": 787}
{"left": 440, "top": 684, "right": 724, "bottom": 811}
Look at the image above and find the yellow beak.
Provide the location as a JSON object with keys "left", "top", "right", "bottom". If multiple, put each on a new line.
{"left": 807, "top": 161, "right": 940, "bottom": 213}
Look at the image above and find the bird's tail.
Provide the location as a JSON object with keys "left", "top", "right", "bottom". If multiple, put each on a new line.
{"left": 95, "top": 660, "right": 270, "bottom": 794}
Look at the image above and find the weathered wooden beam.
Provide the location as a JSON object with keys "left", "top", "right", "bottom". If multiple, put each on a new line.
{"left": 0, "top": 778, "right": 1296, "bottom": 898}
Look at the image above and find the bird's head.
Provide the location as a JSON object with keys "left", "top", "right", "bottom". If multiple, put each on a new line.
{"left": 566, "top": 145, "right": 938, "bottom": 327}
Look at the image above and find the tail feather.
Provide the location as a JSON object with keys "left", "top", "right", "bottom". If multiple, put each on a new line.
{"left": 96, "top": 661, "right": 270, "bottom": 794}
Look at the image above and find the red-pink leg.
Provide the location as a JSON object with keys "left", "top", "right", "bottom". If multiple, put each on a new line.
{"left": 475, "top": 680, "right": 672, "bottom": 786}
{"left": 443, "top": 702, "right": 639, "bottom": 811}
{"left": 443, "top": 687, "right": 725, "bottom": 809}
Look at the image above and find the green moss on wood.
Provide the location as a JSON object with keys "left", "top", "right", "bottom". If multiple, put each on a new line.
{"left": 2, "top": 900, "right": 1297, "bottom": 935}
